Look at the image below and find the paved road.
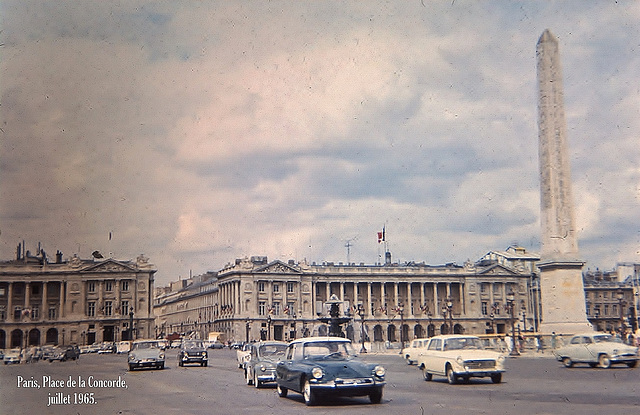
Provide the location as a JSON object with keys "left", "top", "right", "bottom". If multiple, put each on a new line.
{"left": 1, "top": 348, "right": 638, "bottom": 414}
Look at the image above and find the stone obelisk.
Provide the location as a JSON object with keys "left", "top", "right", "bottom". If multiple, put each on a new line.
{"left": 536, "top": 29, "right": 592, "bottom": 334}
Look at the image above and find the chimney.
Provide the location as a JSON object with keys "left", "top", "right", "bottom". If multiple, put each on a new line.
{"left": 385, "top": 251, "right": 392, "bottom": 265}
{"left": 56, "top": 250, "right": 63, "bottom": 264}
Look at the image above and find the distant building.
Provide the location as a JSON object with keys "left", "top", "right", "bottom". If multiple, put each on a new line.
{"left": 0, "top": 246, "right": 156, "bottom": 349}
{"left": 155, "top": 248, "right": 539, "bottom": 344}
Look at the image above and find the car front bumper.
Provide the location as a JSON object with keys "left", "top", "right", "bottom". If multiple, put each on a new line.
{"left": 131, "top": 359, "right": 164, "bottom": 368}
{"left": 309, "top": 378, "right": 385, "bottom": 396}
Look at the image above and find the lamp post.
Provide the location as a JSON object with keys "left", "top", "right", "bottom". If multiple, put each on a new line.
{"left": 245, "top": 319, "right": 251, "bottom": 343}
{"left": 129, "top": 307, "right": 134, "bottom": 341}
{"left": 490, "top": 313, "right": 495, "bottom": 334}
{"left": 441, "top": 304, "right": 448, "bottom": 334}
{"left": 357, "top": 304, "right": 367, "bottom": 353}
{"left": 522, "top": 308, "right": 527, "bottom": 332}
{"left": 617, "top": 289, "right": 626, "bottom": 337}
{"left": 267, "top": 314, "right": 272, "bottom": 341}
{"left": 446, "top": 297, "right": 454, "bottom": 333}
{"left": 397, "top": 303, "right": 405, "bottom": 354}
{"left": 506, "top": 291, "right": 519, "bottom": 356}
{"left": 594, "top": 307, "right": 600, "bottom": 331}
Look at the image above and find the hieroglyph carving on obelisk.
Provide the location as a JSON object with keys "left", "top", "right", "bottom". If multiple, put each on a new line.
{"left": 536, "top": 29, "right": 592, "bottom": 334}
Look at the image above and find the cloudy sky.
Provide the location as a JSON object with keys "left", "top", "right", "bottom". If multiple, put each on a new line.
{"left": 1, "top": 1, "right": 638, "bottom": 286}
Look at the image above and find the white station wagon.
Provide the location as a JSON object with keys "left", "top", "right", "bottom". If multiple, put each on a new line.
{"left": 554, "top": 332, "right": 638, "bottom": 369}
{"left": 417, "top": 335, "right": 506, "bottom": 384}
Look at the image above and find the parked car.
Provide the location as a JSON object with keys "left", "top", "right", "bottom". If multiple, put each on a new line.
{"left": 98, "top": 342, "right": 116, "bottom": 354}
{"left": 276, "top": 337, "right": 386, "bottom": 406}
{"left": 554, "top": 332, "right": 639, "bottom": 368}
{"left": 128, "top": 340, "right": 165, "bottom": 370}
{"left": 87, "top": 344, "right": 101, "bottom": 353}
{"left": 0, "top": 349, "right": 4, "bottom": 360}
{"left": 117, "top": 341, "right": 131, "bottom": 354}
{"left": 237, "top": 342, "right": 252, "bottom": 368}
{"left": 417, "top": 335, "right": 506, "bottom": 384}
{"left": 178, "top": 339, "right": 208, "bottom": 367}
{"left": 49, "top": 345, "right": 80, "bottom": 362}
{"left": 41, "top": 345, "right": 56, "bottom": 360}
{"left": 404, "top": 338, "right": 429, "bottom": 365}
{"left": 3, "top": 348, "right": 22, "bottom": 364}
{"left": 208, "top": 341, "right": 224, "bottom": 349}
{"left": 244, "top": 341, "right": 287, "bottom": 387}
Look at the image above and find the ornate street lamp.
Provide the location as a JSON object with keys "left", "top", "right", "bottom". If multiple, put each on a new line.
{"left": 489, "top": 313, "right": 495, "bottom": 334}
{"left": 397, "top": 303, "right": 405, "bottom": 354}
{"left": 506, "top": 291, "right": 519, "bottom": 356}
{"left": 267, "top": 314, "right": 272, "bottom": 341}
{"left": 446, "top": 297, "right": 454, "bottom": 333}
{"left": 441, "top": 304, "right": 448, "bottom": 334}
{"left": 357, "top": 304, "right": 367, "bottom": 353}
{"left": 129, "top": 307, "right": 134, "bottom": 341}
{"left": 617, "top": 289, "right": 626, "bottom": 337}
{"left": 245, "top": 319, "right": 251, "bottom": 343}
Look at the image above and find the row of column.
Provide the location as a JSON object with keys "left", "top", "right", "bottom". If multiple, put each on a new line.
{"left": 320, "top": 281, "right": 465, "bottom": 318}
{"left": 1, "top": 281, "right": 59, "bottom": 322}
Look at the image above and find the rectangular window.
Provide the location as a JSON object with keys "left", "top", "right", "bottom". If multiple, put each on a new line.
{"left": 121, "top": 280, "right": 129, "bottom": 291}
{"left": 48, "top": 307, "right": 57, "bottom": 320}
{"left": 88, "top": 302, "right": 95, "bottom": 317}
{"left": 480, "top": 283, "right": 487, "bottom": 293}
{"left": 104, "top": 301, "right": 112, "bottom": 316}
{"left": 258, "top": 301, "right": 266, "bottom": 316}
{"left": 31, "top": 307, "right": 39, "bottom": 320}
{"left": 258, "top": 282, "right": 265, "bottom": 292}
{"left": 493, "top": 302, "right": 501, "bottom": 315}
{"left": 105, "top": 281, "right": 113, "bottom": 292}
{"left": 273, "top": 283, "right": 280, "bottom": 293}
{"left": 481, "top": 301, "right": 488, "bottom": 315}
{"left": 14, "top": 306, "right": 22, "bottom": 320}
{"left": 87, "top": 281, "right": 96, "bottom": 293}
{"left": 121, "top": 300, "right": 129, "bottom": 315}
{"left": 287, "top": 282, "right": 294, "bottom": 293}
{"left": 273, "top": 302, "right": 281, "bottom": 315}
{"left": 0, "top": 306, "right": 5, "bottom": 320}
{"left": 604, "top": 304, "right": 609, "bottom": 316}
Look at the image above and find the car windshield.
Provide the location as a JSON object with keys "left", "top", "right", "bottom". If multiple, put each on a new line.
{"left": 443, "top": 337, "right": 484, "bottom": 351}
{"left": 593, "top": 334, "right": 623, "bottom": 344}
{"left": 133, "top": 342, "right": 158, "bottom": 350}
{"left": 259, "top": 344, "right": 286, "bottom": 357}
{"left": 303, "top": 341, "right": 356, "bottom": 360}
{"left": 184, "top": 341, "right": 204, "bottom": 349}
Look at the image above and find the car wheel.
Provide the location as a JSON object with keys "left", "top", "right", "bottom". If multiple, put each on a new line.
{"left": 562, "top": 357, "right": 573, "bottom": 368}
{"left": 599, "top": 354, "right": 611, "bottom": 369}
{"left": 405, "top": 355, "right": 413, "bottom": 365}
{"left": 491, "top": 373, "right": 502, "bottom": 384}
{"left": 422, "top": 367, "right": 432, "bottom": 381}
{"left": 159, "top": 363, "right": 164, "bottom": 369}
{"left": 276, "top": 384, "right": 288, "bottom": 398}
{"left": 303, "top": 379, "right": 317, "bottom": 406}
{"left": 128, "top": 364, "right": 135, "bottom": 371}
{"left": 254, "top": 372, "right": 261, "bottom": 388}
{"left": 369, "top": 389, "right": 383, "bottom": 404}
{"left": 446, "top": 365, "right": 458, "bottom": 385}
{"left": 626, "top": 361, "right": 638, "bottom": 368}
{"left": 178, "top": 360, "right": 183, "bottom": 367}
{"left": 203, "top": 361, "right": 207, "bottom": 367}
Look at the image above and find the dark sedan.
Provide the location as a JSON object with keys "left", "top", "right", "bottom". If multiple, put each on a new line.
{"left": 275, "top": 337, "right": 385, "bottom": 406}
{"left": 178, "top": 340, "right": 208, "bottom": 367}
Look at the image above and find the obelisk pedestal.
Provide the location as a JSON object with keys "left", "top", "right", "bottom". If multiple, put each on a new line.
{"left": 536, "top": 29, "right": 592, "bottom": 335}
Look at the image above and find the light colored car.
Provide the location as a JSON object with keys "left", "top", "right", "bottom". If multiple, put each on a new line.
{"left": 244, "top": 341, "right": 287, "bottom": 387}
{"left": 128, "top": 340, "right": 165, "bottom": 371}
{"left": 237, "top": 343, "right": 252, "bottom": 368}
{"left": 3, "top": 348, "right": 22, "bottom": 364}
{"left": 417, "top": 335, "right": 506, "bottom": 384}
{"left": 554, "top": 332, "right": 639, "bottom": 369}
{"left": 117, "top": 341, "right": 131, "bottom": 354}
{"left": 404, "top": 338, "right": 429, "bottom": 365}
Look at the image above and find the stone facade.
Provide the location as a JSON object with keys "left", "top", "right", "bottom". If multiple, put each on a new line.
{"left": 0, "top": 251, "right": 156, "bottom": 348}
{"left": 154, "top": 248, "right": 538, "bottom": 345}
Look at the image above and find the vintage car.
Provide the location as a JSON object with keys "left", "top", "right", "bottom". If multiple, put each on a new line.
{"left": 275, "top": 337, "right": 386, "bottom": 406}
{"left": 237, "top": 342, "right": 252, "bottom": 368}
{"left": 178, "top": 339, "right": 208, "bottom": 367}
{"left": 417, "top": 335, "right": 506, "bottom": 384}
{"left": 404, "top": 338, "right": 429, "bottom": 365}
{"left": 244, "top": 341, "right": 287, "bottom": 387}
{"left": 554, "top": 332, "right": 639, "bottom": 368}
{"left": 49, "top": 345, "right": 80, "bottom": 362}
{"left": 3, "top": 348, "right": 22, "bottom": 364}
{"left": 128, "top": 340, "right": 165, "bottom": 370}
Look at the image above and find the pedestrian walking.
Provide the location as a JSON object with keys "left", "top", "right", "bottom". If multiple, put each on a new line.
{"left": 535, "top": 335, "right": 544, "bottom": 353}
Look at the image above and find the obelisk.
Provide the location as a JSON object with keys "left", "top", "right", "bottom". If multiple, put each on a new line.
{"left": 536, "top": 29, "right": 592, "bottom": 334}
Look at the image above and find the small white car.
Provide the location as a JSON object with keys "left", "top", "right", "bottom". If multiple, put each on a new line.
{"left": 3, "top": 348, "right": 22, "bottom": 364}
{"left": 417, "top": 335, "right": 506, "bottom": 384}
{"left": 554, "top": 332, "right": 639, "bottom": 369}
{"left": 128, "top": 340, "right": 165, "bottom": 371}
{"left": 404, "top": 338, "right": 429, "bottom": 365}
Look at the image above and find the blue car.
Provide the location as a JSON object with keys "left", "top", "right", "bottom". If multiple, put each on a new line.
{"left": 275, "top": 337, "right": 385, "bottom": 406}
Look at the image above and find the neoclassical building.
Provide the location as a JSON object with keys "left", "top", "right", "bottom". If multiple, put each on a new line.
{"left": 155, "top": 246, "right": 539, "bottom": 345}
{"left": 0, "top": 248, "right": 156, "bottom": 349}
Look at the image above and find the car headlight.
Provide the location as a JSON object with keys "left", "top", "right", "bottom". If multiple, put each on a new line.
{"left": 456, "top": 356, "right": 464, "bottom": 365}
{"left": 260, "top": 365, "right": 266, "bottom": 372}
{"left": 374, "top": 365, "right": 385, "bottom": 377}
{"left": 311, "top": 367, "right": 324, "bottom": 379}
